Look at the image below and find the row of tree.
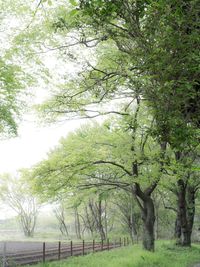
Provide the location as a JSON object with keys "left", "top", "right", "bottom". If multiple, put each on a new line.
{"left": 0, "top": 0, "right": 199, "bottom": 253}
{"left": 0, "top": 164, "right": 176, "bottom": 243}
{"left": 29, "top": 109, "right": 199, "bottom": 251}
{"left": 1, "top": 109, "right": 200, "bottom": 250}
{"left": 1, "top": 105, "right": 199, "bottom": 251}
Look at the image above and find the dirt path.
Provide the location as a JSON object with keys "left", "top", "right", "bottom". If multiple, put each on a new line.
{"left": 0, "top": 241, "right": 59, "bottom": 255}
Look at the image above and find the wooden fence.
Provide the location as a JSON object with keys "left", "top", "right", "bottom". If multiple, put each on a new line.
{"left": 0, "top": 237, "right": 130, "bottom": 267}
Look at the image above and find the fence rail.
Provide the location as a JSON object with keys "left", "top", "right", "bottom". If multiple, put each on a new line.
{"left": 0, "top": 237, "right": 130, "bottom": 267}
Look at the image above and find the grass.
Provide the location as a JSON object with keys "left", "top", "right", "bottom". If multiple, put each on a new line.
{"left": 28, "top": 240, "right": 200, "bottom": 267}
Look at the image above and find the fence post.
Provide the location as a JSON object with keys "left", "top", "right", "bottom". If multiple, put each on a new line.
{"left": 119, "top": 237, "right": 121, "bottom": 247}
{"left": 107, "top": 239, "right": 109, "bottom": 251}
{"left": 70, "top": 241, "right": 73, "bottom": 256}
{"left": 127, "top": 237, "right": 129, "bottom": 246}
{"left": 101, "top": 240, "right": 103, "bottom": 251}
{"left": 93, "top": 240, "right": 95, "bottom": 252}
{"left": 124, "top": 237, "right": 126, "bottom": 246}
{"left": 43, "top": 242, "right": 46, "bottom": 263}
{"left": 58, "top": 241, "right": 61, "bottom": 260}
{"left": 2, "top": 242, "right": 6, "bottom": 267}
{"left": 82, "top": 240, "right": 85, "bottom": 255}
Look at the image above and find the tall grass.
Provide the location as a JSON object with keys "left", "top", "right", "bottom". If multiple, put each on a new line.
{"left": 29, "top": 240, "right": 200, "bottom": 267}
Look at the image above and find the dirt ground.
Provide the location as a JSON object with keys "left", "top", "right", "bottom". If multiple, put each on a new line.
{"left": 0, "top": 241, "right": 62, "bottom": 255}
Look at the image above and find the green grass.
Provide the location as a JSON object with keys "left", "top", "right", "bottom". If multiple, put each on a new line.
{"left": 28, "top": 241, "right": 200, "bottom": 267}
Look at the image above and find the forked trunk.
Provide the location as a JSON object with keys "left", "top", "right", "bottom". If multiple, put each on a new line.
{"left": 134, "top": 183, "right": 156, "bottom": 252}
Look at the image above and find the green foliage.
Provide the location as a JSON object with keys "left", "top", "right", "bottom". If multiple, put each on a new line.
{"left": 34, "top": 0, "right": 200, "bottom": 152}
{"left": 32, "top": 106, "right": 166, "bottom": 201}
{"left": 0, "top": 172, "right": 38, "bottom": 209}
{"left": 0, "top": 59, "right": 26, "bottom": 136}
{"left": 0, "top": 0, "right": 40, "bottom": 137}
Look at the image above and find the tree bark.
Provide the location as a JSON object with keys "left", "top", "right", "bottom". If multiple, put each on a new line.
{"left": 97, "top": 200, "right": 106, "bottom": 240}
{"left": 177, "top": 179, "right": 191, "bottom": 246}
{"left": 174, "top": 181, "right": 196, "bottom": 247}
{"left": 174, "top": 213, "right": 182, "bottom": 245}
{"left": 134, "top": 183, "right": 155, "bottom": 251}
{"left": 129, "top": 211, "right": 138, "bottom": 242}
{"left": 142, "top": 197, "right": 155, "bottom": 251}
{"left": 186, "top": 185, "right": 195, "bottom": 244}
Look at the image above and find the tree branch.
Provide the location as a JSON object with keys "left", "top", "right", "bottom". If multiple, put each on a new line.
{"left": 93, "top": 160, "right": 132, "bottom": 176}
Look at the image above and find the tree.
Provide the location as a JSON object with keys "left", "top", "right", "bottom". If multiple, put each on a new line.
{"left": 32, "top": 107, "right": 168, "bottom": 251}
{"left": 114, "top": 190, "right": 141, "bottom": 242}
{"left": 54, "top": 200, "right": 69, "bottom": 237}
{"left": 164, "top": 152, "right": 200, "bottom": 246}
{"left": 32, "top": 0, "right": 199, "bottom": 141}
{"left": 0, "top": 173, "right": 40, "bottom": 237}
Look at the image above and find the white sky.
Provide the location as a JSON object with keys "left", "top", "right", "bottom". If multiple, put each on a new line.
{"left": 0, "top": 111, "right": 86, "bottom": 219}
{"left": 0, "top": 116, "right": 84, "bottom": 174}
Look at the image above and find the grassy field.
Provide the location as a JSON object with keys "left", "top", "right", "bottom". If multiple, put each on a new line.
{"left": 28, "top": 241, "right": 200, "bottom": 267}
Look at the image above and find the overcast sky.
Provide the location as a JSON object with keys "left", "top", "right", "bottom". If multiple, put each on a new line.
{"left": 0, "top": 112, "right": 87, "bottom": 219}
{"left": 0, "top": 116, "right": 84, "bottom": 174}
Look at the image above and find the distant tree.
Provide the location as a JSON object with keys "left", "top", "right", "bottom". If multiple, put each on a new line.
{"left": 0, "top": 173, "right": 40, "bottom": 237}
{"left": 114, "top": 191, "right": 141, "bottom": 242}
{"left": 54, "top": 200, "right": 69, "bottom": 237}
{"left": 83, "top": 193, "right": 109, "bottom": 240}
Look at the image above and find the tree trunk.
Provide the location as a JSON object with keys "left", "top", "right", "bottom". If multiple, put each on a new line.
{"left": 20, "top": 212, "right": 36, "bottom": 238}
{"left": 175, "top": 181, "right": 196, "bottom": 247}
{"left": 88, "top": 199, "right": 106, "bottom": 240}
{"left": 174, "top": 213, "right": 182, "bottom": 245}
{"left": 129, "top": 213, "right": 138, "bottom": 243}
{"left": 186, "top": 185, "right": 195, "bottom": 244}
{"left": 74, "top": 207, "right": 81, "bottom": 239}
{"left": 54, "top": 206, "right": 69, "bottom": 237}
{"left": 142, "top": 198, "right": 155, "bottom": 251}
{"left": 97, "top": 200, "right": 106, "bottom": 240}
{"left": 177, "top": 179, "right": 191, "bottom": 246}
{"left": 154, "top": 204, "right": 159, "bottom": 240}
{"left": 134, "top": 182, "right": 156, "bottom": 252}
{"left": 84, "top": 206, "right": 94, "bottom": 237}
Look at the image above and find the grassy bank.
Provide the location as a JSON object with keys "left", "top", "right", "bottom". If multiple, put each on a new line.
{"left": 29, "top": 241, "right": 200, "bottom": 267}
